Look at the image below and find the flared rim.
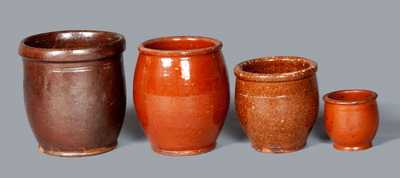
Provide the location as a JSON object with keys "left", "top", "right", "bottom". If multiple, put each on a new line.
{"left": 138, "top": 36, "right": 222, "bottom": 56}
{"left": 19, "top": 30, "right": 125, "bottom": 62}
{"left": 234, "top": 56, "right": 318, "bottom": 82}
{"left": 324, "top": 89, "right": 378, "bottom": 105}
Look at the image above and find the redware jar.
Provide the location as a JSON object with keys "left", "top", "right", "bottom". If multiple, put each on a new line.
{"left": 133, "top": 36, "right": 229, "bottom": 156}
{"left": 324, "top": 89, "right": 379, "bottom": 151}
{"left": 234, "top": 56, "right": 319, "bottom": 153}
{"left": 19, "top": 30, "right": 126, "bottom": 157}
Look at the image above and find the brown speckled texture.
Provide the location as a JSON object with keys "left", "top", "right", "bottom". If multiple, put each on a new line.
{"left": 234, "top": 56, "right": 319, "bottom": 153}
{"left": 19, "top": 30, "right": 126, "bottom": 157}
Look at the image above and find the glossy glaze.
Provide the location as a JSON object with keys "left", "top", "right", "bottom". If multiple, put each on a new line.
{"left": 324, "top": 89, "right": 379, "bottom": 151}
{"left": 234, "top": 56, "right": 319, "bottom": 153}
{"left": 19, "top": 30, "right": 126, "bottom": 157}
{"left": 134, "top": 36, "right": 229, "bottom": 156}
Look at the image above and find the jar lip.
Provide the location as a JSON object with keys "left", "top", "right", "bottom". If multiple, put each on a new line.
{"left": 234, "top": 56, "right": 318, "bottom": 82}
{"left": 324, "top": 89, "right": 378, "bottom": 105}
{"left": 19, "top": 30, "right": 125, "bottom": 62}
{"left": 138, "top": 36, "right": 222, "bottom": 56}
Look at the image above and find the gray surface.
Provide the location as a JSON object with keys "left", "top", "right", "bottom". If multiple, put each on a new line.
{"left": 1, "top": 0, "right": 399, "bottom": 177}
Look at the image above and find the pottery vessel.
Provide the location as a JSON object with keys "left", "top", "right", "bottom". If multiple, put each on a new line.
{"left": 134, "top": 36, "right": 229, "bottom": 156}
{"left": 324, "top": 89, "right": 379, "bottom": 151}
{"left": 234, "top": 56, "right": 319, "bottom": 153}
{"left": 19, "top": 30, "right": 126, "bottom": 157}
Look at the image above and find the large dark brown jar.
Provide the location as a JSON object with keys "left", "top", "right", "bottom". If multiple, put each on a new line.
{"left": 19, "top": 30, "right": 126, "bottom": 157}
{"left": 234, "top": 56, "right": 319, "bottom": 153}
{"left": 134, "top": 36, "right": 229, "bottom": 156}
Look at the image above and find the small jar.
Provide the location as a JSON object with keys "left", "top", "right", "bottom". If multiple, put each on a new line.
{"left": 324, "top": 89, "right": 379, "bottom": 151}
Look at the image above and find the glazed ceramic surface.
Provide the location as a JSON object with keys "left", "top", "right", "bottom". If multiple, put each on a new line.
{"left": 134, "top": 36, "right": 229, "bottom": 156}
{"left": 324, "top": 89, "right": 379, "bottom": 151}
{"left": 19, "top": 30, "right": 126, "bottom": 157}
{"left": 234, "top": 56, "right": 319, "bottom": 153}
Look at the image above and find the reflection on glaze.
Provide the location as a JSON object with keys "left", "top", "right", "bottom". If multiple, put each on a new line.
{"left": 180, "top": 57, "right": 190, "bottom": 80}
{"left": 80, "top": 32, "right": 94, "bottom": 38}
{"left": 161, "top": 57, "right": 172, "bottom": 68}
{"left": 72, "top": 49, "right": 87, "bottom": 55}
{"left": 51, "top": 66, "right": 92, "bottom": 73}
{"left": 49, "top": 51, "right": 64, "bottom": 56}
{"left": 161, "top": 57, "right": 172, "bottom": 77}
{"left": 61, "top": 33, "right": 73, "bottom": 39}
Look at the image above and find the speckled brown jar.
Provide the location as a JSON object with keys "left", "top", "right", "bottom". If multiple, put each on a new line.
{"left": 19, "top": 30, "right": 126, "bottom": 157}
{"left": 234, "top": 56, "right": 319, "bottom": 153}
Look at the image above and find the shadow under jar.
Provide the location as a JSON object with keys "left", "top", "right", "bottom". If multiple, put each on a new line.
{"left": 324, "top": 89, "right": 379, "bottom": 151}
{"left": 234, "top": 56, "right": 319, "bottom": 153}
{"left": 134, "top": 36, "right": 229, "bottom": 156}
{"left": 19, "top": 30, "right": 126, "bottom": 157}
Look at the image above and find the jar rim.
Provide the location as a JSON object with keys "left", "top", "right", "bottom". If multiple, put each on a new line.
{"left": 19, "top": 30, "right": 125, "bottom": 62}
{"left": 324, "top": 89, "right": 378, "bottom": 105}
{"left": 234, "top": 56, "right": 318, "bottom": 82}
{"left": 138, "top": 36, "right": 222, "bottom": 56}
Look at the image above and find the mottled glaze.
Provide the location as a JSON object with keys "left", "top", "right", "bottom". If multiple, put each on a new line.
{"left": 19, "top": 30, "right": 126, "bottom": 157}
{"left": 324, "top": 89, "right": 379, "bottom": 151}
{"left": 134, "top": 36, "right": 229, "bottom": 156}
{"left": 234, "top": 56, "right": 319, "bottom": 153}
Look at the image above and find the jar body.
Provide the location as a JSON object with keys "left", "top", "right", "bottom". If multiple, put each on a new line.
{"left": 324, "top": 99, "right": 379, "bottom": 151}
{"left": 133, "top": 50, "right": 229, "bottom": 156}
{"left": 23, "top": 56, "right": 126, "bottom": 157}
{"left": 235, "top": 75, "right": 319, "bottom": 152}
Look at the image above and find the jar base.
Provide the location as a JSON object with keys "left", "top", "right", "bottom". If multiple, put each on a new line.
{"left": 252, "top": 144, "right": 306, "bottom": 153}
{"left": 38, "top": 143, "right": 117, "bottom": 157}
{"left": 152, "top": 143, "right": 216, "bottom": 156}
{"left": 333, "top": 143, "right": 372, "bottom": 151}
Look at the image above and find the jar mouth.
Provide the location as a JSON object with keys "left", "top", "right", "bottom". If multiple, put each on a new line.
{"left": 138, "top": 36, "right": 222, "bottom": 56}
{"left": 324, "top": 89, "right": 378, "bottom": 105}
{"left": 234, "top": 56, "right": 318, "bottom": 82}
{"left": 19, "top": 30, "right": 125, "bottom": 62}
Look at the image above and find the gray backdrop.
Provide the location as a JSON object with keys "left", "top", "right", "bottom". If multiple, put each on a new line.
{"left": 1, "top": 0, "right": 399, "bottom": 177}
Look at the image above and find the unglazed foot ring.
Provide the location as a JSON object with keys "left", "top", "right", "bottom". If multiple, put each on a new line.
{"left": 152, "top": 143, "right": 216, "bottom": 156}
{"left": 333, "top": 143, "right": 372, "bottom": 151}
{"left": 252, "top": 144, "right": 306, "bottom": 154}
{"left": 38, "top": 143, "right": 117, "bottom": 157}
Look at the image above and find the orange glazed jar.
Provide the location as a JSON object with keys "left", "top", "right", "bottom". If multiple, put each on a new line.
{"left": 133, "top": 36, "right": 229, "bottom": 156}
{"left": 324, "top": 89, "right": 379, "bottom": 151}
